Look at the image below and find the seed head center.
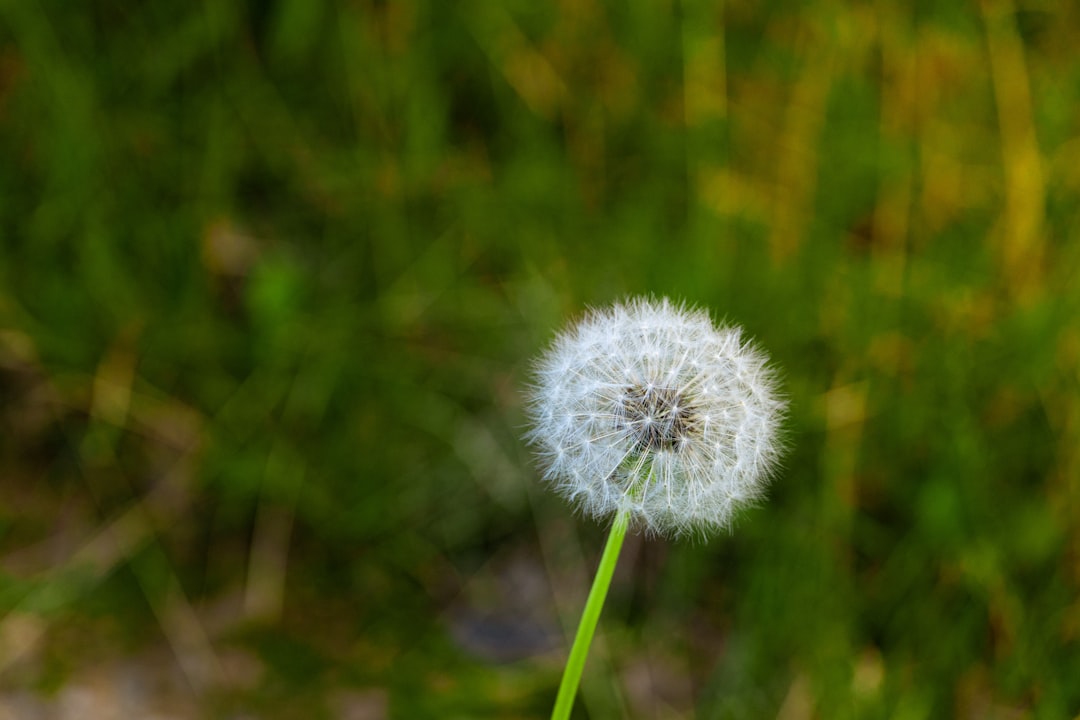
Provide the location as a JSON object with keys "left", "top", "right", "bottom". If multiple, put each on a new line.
{"left": 618, "top": 385, "right": 698, "bottom": 452}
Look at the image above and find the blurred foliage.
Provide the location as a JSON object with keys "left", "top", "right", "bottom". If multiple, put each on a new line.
{"left": 1, "top": 0, "right": 1079, "bottom": 717}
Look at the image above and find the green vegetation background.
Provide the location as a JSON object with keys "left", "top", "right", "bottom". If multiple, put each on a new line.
{"left": 1, "top": 1, "right": 1078, "bottom": 717}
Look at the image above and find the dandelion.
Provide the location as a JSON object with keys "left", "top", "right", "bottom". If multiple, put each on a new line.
{"left": 525, "top": 297, "right": 786, "bottom": 719}
{"left": 527, "top": 296, "right": 785, "bottom": 538}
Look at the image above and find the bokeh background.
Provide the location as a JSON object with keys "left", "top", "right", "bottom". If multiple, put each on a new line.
{"left": 1, "top": 0, "right": 1079, "bottom": 717}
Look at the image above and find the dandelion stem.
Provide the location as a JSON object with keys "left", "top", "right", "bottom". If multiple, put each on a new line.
{"left": 551, "top": 508, "right": 630, "bottom": 720}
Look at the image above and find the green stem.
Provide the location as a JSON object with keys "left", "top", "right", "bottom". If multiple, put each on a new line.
{"left": 551, "top": 508, "right": 630, "bottom": 720}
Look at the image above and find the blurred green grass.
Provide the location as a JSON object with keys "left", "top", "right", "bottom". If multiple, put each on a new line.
{"left": 1, "top": 0, "right": 1079, "bottom": 717}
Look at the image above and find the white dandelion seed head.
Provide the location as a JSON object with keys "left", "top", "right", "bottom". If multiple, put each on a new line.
{"left": 525, "top": 297, "right": 786, "bottom": 538}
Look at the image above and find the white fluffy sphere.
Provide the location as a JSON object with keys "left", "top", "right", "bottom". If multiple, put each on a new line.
{"left": 526, "top": 297, "right": 786, "bottom": 538}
